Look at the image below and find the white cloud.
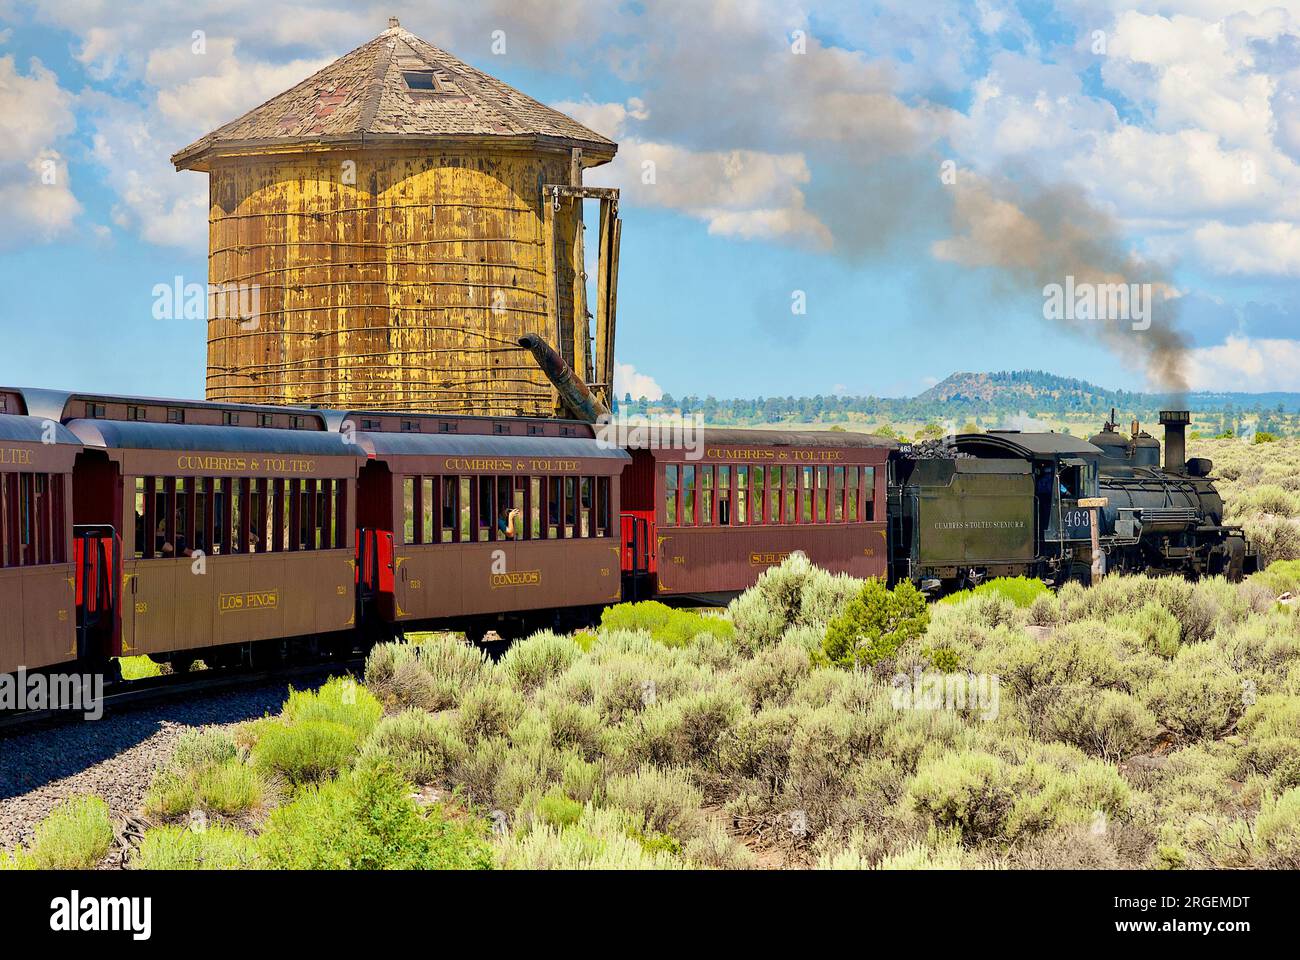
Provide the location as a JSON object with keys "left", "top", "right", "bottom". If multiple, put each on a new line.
{"left": 1193, "top": 221, "right": 1300, "bottom": 275}
{"left": 0, "top": 55, "right": 75, "bottom": 164}
{"left": 553, "top": 97, "right": 648, "bottom": 141}
{"left": 1184, "top": 335, "right": 1300, "bottom": 391}
{"left": 575, "top": 107, "right": 834, "bottom": 248}
{"left": 83, "top": 41, "right": 329, "bottom": 252}
{"left": 0, "top": 56, "right": 79, "bottom": 245}
{"left": 614, "top": 361, "right": 662, "bottom": 402}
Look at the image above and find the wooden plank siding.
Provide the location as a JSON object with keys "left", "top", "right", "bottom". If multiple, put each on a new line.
{"left": 205, "top": 147, "right": 585, "bottom": 416}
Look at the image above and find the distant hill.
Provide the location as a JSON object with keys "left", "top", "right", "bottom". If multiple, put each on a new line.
{"left": 619, "top": 369, "right": 1300, "bottom": 436}
{"left": 915, "top": 371, "right": 1300, "bottom": 417}
{"left": 916, "top": 371, "right": 1124, "bottom": 408}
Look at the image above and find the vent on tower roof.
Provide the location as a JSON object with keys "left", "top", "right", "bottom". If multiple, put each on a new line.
{"left": 402, "top": 70, "right": 438, "bottom": 91}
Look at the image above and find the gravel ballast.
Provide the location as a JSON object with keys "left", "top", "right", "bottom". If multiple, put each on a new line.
{"left": 0, "top": 681, "right": 313, "bottom": 853}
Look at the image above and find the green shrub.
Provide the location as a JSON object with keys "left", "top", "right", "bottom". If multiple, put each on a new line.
{"left": 535, "top": 787, "right": 584, "bottom": 829}
{"left": 719, "top": 706, "right": 802, "bottom": 793}
{"left": 734, "top": 641, "right": 812, "bottom": 709}
{"left": 1140, "top": 662, "right": 1244, "bottom": 742}
{"left": 496, "top": 807, "right": 685, "bottom": 869}
{"left": 939, "top": 576, "right": 1050, "bottom": 609}
{"left": 358, "top": 710, "right": 468, "bottom": 785}
{"left": 118, "top": 655, "right": 162, "bottom": 680}
{"left": 144, "top": 767, "right": 198, "bottom": 817}
{"left": 1255, "top": 432, "right": 1279, "bottom": 445}
{"left": 822, "top": 579, "right": 929, "bottom": 669}
{"left": 258, "top": 764, "right": 493, "bottom": 870}
{"left": 1255, "top": 788, "right": 1300, "bottom": 866}
{"left": 1031, "top": 687, "right": 1159, "bottom": 761}
{"left": 283, "top": 677, "right": 382, "bottom": 735}
{"left": 599, "top": 601, "right": 734, "bottom": 648}
{"left": 169, "top": 728, "right": 239, "bottom": 770}
{"left": 499, "top": 630, "right": 582, "bottom": 690}
{"left": 1253, "top": 560, "right": 1300, "bottom": 596}
{"left": 2, "top": 796, "right": 114, "bottom": 870}
{"left": 1239, "top": 694, "right": 1300, "bottom": 739}
{"left": 908, "top": 750, "right": 1016, "bottom": 843}
{"left": 603, "top": 766, "right": 704, "bottom": 841}
{"left": 1118, "top": 602, "right": 1182, "bottom": 658}
{"left": 456, "top": 684, "right": 525, "bottom": 744}
{"left": 252, "top": 719, "right": 361, "bottom": 784}
{"left": 365, "top": 635, "right": 489, "bottom": 711}
{"left": 132, "top": 825, "right": 261, "bottom": 870}
{"left": 195, "top": 761, "right": 267, "bottom": 815}
{"left": 683, "top": 821, "right": 758, "bottom": 869}
{"left": 727, "top": 552, "right": 864, "bottom": 652}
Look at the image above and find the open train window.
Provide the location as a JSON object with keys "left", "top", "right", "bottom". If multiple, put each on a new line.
{"left": 86, "top": 402, "right": 106, "bottom": 419}
{"left": 547, "top": 477, "right": 561, "bottom": 538}
{"left": 223, "top": 412, "right": 240, "bottom": 426}
{"left": 128, "top": 405, "right": 147, "bottom": 421}
{"left": 422, "top": 478, "right": 435, "bottom": 544}
{"left": 441, "top": 478, "right": 458, "bottom": 542}
{"left": 1058, "top": 461, "right": 1085, "bottom": 500}
{"left": 167, "top": 408, "right": 185, "bottom": 424}
{"left": 596, "top": 476, "right": 610, "bottom": 537}
{"left": 580, "top": 476, "right": 593, "bottom": 536}
{"left": 496, "top": 479, "right": 513, "bottom": 539}
{"left": 665, "top": 465, "right": 678, "bottom": 526}
{"left": 401, "top": 420, "right": 419, "bottom": 433}
{"left": 564, "top": 477, "right": 577, "bottom": 536}
{"left": 259, "top": 414, "right": 275, "bottom": 428}
{"left": 679, "top": 467, "right": 695, "bottom": 526}
{"left": 478, "top": 476, "right": 494, "bottom": 542}
{"left": 862, "top": 467, "right": 876, "bottom": 521}
{"left": 717, "top": 466, "right": 731, "bottom": 525}
{"left": 530, "top": 477, "right": 542, "bottom": 538}
{"left": 403, "top": 478, "right": 416, "bottom": 543}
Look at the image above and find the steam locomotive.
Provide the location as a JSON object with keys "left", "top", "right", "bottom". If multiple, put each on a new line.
{"left": 889, "top": 408, "right": 1257, "bottom": 591}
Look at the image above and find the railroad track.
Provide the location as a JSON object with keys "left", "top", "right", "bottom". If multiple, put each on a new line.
{"left": 0, "top": 658, "right": 363, "bottom": 738}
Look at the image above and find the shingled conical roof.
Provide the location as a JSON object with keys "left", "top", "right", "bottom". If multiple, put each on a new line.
{"left": 172, "top": 19, "right": 616, "bottom": 170}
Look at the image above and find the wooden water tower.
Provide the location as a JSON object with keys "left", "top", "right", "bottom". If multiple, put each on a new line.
{"left": 172, "top": 18, "right": 621, "bottom": 416}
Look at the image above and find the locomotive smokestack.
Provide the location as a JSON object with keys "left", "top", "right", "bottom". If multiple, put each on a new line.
{"left": 1158, "top": 410, "right": 1190, "bottom": 475}
{"left": 517, "top": 333, "right": 610, "bottom": 423}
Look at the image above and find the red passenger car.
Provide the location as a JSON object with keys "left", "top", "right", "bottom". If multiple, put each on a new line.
{"left": 346, "top": 410, "right": 630, "bottom": 641}
{"left": 619, "top": 429, "right": 894, "bottom": 602}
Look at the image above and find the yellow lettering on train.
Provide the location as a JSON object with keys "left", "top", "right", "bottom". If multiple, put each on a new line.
{"left": 490, "top": 570, "right": 541, "bottom": 588}
{"left": 219, "top": 590, "right": 280, "bottom": 613}
{"left": 176, "top": 455, "right": 317, "bottom": 475}
{"left": 0, "top": 447, "right": 33, "bottom": 465}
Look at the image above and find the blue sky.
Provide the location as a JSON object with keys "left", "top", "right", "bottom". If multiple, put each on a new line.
{"left": 2, "top": 0, "right": 1299, "bottom": 402}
